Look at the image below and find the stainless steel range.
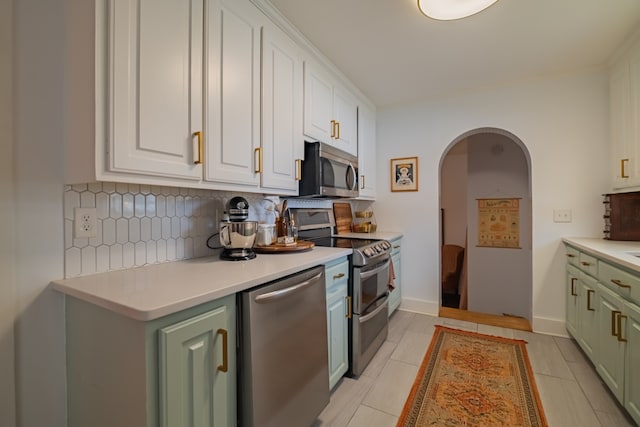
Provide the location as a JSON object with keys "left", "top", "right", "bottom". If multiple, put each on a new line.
{"left": 290, "top": 208, "right": 392, "bottom": 376}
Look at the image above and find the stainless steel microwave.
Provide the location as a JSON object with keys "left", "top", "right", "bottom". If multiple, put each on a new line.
{"left": 298, "top": 141, "right": 359, "bottom": 198}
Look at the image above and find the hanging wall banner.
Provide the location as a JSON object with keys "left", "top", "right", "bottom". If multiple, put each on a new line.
{"left": 477, "top": 198, "right": 520, "bottom": 248}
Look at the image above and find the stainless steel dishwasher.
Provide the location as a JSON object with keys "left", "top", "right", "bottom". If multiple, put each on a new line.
{"left": 239, "top": 265, "right": 329, "bottom": 427}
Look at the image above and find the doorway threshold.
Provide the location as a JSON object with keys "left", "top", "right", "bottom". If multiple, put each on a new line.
{"left": 439, "top": 306, "right": 532, "bottom": 332}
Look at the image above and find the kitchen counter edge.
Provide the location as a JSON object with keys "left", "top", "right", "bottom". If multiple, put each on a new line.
{"left": 563, "top": 237, "right": 640, "bottom": 273}
{"left": 50, "top": 247, "right": 352, "bottom": 322}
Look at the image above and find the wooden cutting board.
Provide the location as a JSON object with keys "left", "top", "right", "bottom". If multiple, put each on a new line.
{"left": 253, "top": 240, "right": 315, "bottom": 253}
{"left": 333, "top": 202, "right": 353, "bottom": 234}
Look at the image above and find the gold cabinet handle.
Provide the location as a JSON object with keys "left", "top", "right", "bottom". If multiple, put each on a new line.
{"left": 360, "top": 175, "right": 365, "bottom": 190}
{"left": 216, "top": 328, "right": 228, "bottom": 372}
{"left": 336, "top": 121, "right": 340, "bottom": 139}
{"left": 345, "top": 295, "right": 352, "bottom": 319}
{"left": 581, "top": 261, "right": 592, "bottom": 266}
{"left": 295, "top": 159, "right": 302, "bottom": 181}
{"left": 193, "top": 131, "right": 203, "bottom": 164}
{"left": 254, "top": 147, "right": 262, "bottom": 173}
{"left": 618, "top": 313, "right": 628, "bottom": 342}
{"left": 586, "top": 289, "right": 595, "bottom": 311}
{"left": 622, "top": 158, "right": 629, "bottom": 179}
{"left": 570, "top": 278, "right": 577, "bottom": 296}
{"left": 330, "top": 120, "right": 336, "bottom": 138}
{"left": 566, "top": 254, "right": 576, "bottom": 258}
{"left": 611, "top": 279, "right": 631, "bottom": 289}
{"left": 611, "top": 310, "right": 620, "bottom": 337}
{"left": 333, "top": 273, "right": 345, "bottom": 280}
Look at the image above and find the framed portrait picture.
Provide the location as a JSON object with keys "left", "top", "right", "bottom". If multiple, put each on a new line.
{"left": 390, "top": 157, "right": 418, "bottom": 192}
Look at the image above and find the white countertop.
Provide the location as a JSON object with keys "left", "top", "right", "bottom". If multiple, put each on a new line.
{"left": 563, "top": 237, "right": 640, "bottom": 273}
{"left": 50, "top": 247, "right": 352, "bottom": 321}
{"left": 334, "top": 231, "right": 403, "bottom": 241}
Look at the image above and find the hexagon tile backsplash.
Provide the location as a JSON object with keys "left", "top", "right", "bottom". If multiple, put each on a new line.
{"left": 63, "top": 182, "right": 282, "bottom": 278}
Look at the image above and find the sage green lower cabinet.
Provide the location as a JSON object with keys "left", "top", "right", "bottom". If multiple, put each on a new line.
{"left": 563, "top": 243, "right": 640, "bottom": 425}
{"left": 565, "top": 264, "right": 579, "bottom": 337}
{"left": 159, "top": 300, "right": 236, "bottom": 427}
{"left": 576, "top": 273, "right": 598, "bottom": 361}
{"left": 66, "top": 294, "right": 236, "bottom": 427}
{"left": 596, "top": 283, "right": 625, "bottom": 402}
{"left": 388, "top": 236, "right": 402, "bottom": 316}
{"left": 325, "top": 257, "right": 349, "bottom": 390}
{"left": 624, "top": 299, "right": 640, "bottom": 423}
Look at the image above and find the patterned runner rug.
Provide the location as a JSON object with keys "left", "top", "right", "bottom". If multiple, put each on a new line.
{"left": 397, "top": 326, "right": 548, "bottom": 427}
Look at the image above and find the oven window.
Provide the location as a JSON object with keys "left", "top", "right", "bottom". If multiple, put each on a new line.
{"left": 357, "top": 261, "right": 390, "bottom": 313}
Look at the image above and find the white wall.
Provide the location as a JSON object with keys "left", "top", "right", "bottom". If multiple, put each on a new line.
{"left": 374, "top": 69, "right": 609, "bottom": 335}
{"left": 466, "top": 133, "right": 531, "bottom": 319}
{"left": 0, "top": 0, "right": 17, "bottom": 425}
{"left": 14, "top": 0, "right": 67, "bottom": 425}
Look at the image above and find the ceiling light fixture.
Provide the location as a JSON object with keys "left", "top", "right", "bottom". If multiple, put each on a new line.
{"left": 417, "top": 0, "right": 498, "bottom": 21}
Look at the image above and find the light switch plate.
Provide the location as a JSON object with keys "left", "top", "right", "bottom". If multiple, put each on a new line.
{"left": 553, "top": 209, "right": 572, "bottom": 223}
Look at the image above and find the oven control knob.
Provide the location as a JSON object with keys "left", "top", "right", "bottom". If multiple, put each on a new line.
{"left": 363, "top": 248, "right": 372, "bottom": 257}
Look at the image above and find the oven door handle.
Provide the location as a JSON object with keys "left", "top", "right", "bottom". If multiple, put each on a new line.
{"left": 359, "top": 258, "right": 390, "bottom": 281}
{"left": 359, "top": 293, "right": 389, "bottom": 323}
{"left": 254, "top": 271, "right": 323, "bottom": 303}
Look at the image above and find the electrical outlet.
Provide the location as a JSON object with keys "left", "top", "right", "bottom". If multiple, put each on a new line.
{"left": 553, "top": 209, "right": 572, "bottom": 223}
{"left": 74, "top": 207, "right": 98, "bottom": 238}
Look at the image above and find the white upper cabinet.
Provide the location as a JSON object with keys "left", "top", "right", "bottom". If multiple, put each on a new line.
{"left": 358, "top": 104, "right": 377, "bottom": 199}
{"left": 610, "top": 37, "right": 640, "bottom": 190}
{"left": 106, "top": 0, "right": 203, "bottom": 181}
{"left": 204, "top": 0, "right": 262, "bottom": 188}
{"left": 66, "top": 0, "right": 374, "bottom": 195}
{"left": 304, "top": 63, "right": 358, "bottom": 156}
{"left": 260, "top": 24, "right": 304, "bottom": 194}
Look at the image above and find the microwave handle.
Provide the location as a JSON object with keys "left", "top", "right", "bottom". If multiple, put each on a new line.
{"left": 347, "top": 163, "right": 357, "bottom": 191}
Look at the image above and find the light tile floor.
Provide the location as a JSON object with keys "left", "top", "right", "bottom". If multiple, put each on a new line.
{"left": 312, "top": 310, "right": 637, "bottom": 427}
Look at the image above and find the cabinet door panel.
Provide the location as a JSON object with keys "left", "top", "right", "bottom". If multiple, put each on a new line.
{"left": 566, "top": 265, "right": 579, "bottom": 337}
{"left": 577, "top": 275, "right": 598, "bottom": 361}
{"left": 624, "top": 300, "right": 640, "bottom": 425}
{"left": 109, "top": 0, "right": 202, "bottom": 180}
{"left": 327, "top": 286, "right": 348, "bottom": 390}
{"left": 159, "top": 305, "right": 233, "bottom": 427}
{"left": 596, "top": 284, "right": 625, "bottom": 402}
{"left": 304, "top": 64, "right": 333, "bottom": 143}
{"left": 389, "top": 243, "right": 402, "bottom": 316}
{"left": 611, "top": 64, "right": 631, "bottom": 188}
{"left": 358, "top": 104, "right": 377, "bottom": 199}
{"left": 333, "top": 87, "right": 358, "bottom": 156}
{"left": 205, "top": 0, "right": 261, "bottom": 186}
{"left": 261, "top": 26, "right": 303, "bottom": 192}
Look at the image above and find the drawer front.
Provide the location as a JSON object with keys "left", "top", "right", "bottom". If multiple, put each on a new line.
{"left": 565, "top": 245, "right": 580, "bottom": 267}
{"left": 578, "top": 252, "right": 598, "bottom": 277}
{"left": 566, "top": 263, "right": 581, "bottom": 278}
{"left": 325, "top": 260, "right": 349, "bottom": 290}
{"left": 598, "top": 260, "right": 639, "bottom": 305}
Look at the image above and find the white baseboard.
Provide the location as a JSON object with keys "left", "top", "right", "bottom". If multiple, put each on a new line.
{"left": 397, "top": 297, "right": 439, "bottom": 316}
{"left": 397, "top": 297, "right": 569, "bottom": 338}
{"left": 532, "top": 316, "right": 569, "bottom": 337}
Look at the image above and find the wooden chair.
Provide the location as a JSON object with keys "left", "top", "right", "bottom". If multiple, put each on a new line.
{"left": 441, "top": 244, "right": 465, "bottom": 295}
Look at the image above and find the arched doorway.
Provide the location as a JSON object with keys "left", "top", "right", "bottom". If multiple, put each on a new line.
{"left": 439, "top": 128, "right": 532, "bottom": 322}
